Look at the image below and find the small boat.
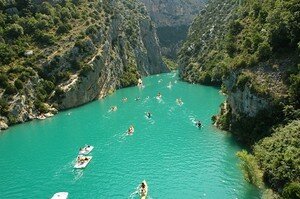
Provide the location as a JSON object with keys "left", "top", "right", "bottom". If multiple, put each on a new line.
{"left": 79, "top": 145, "right": 94, "bottom": 155}
{"left": 51, "top": 192, "right": 68, "bottom": 199}
{"left": 37, "top": 114, "right": 46, "bottom": 120}
{"left": 139, "top": 180, "right": 148, "bottom": 199}
{"left": 176, "top": 98, "right": 183, "bottom": 106}
{"left": 74, "top": 156, "right": 92, "bottom": 169}
{"left": 138, "top": 78, "right": 143, "bottom": 86}
{"left": 127, "top": 126, "right": 134, "bottom": 135}
{"left": 156, "top": 93, "right": 162, "bottom": 100}
{"left": 44, "top": 112, "right": 54, "bottom": 117}
{"left": 110, "top": 106, "right": 118, "bottom": 112}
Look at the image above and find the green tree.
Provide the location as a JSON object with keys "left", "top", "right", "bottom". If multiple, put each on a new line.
{"left": 0, "top": 43, "right": 16, "bottom": 65}
{"left": 5, "top": 23, "right": 24, "bottom": 39}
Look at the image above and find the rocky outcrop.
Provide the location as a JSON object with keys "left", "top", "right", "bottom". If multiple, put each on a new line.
{"left": 0, "top": 117, "right": 8, "bottom": 130}
{"left": 0, "top": 0, "right": 168, "bottom": 129}
{"left": 224, "top": 71, "right": 270, "bottom": 118}
{"left": 57, "top": 1, "right": 168, "bottom": 109}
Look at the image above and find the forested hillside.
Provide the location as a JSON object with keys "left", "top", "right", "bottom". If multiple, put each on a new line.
{"left": 179, "top": 0, "right": 300, "bottom": 197}
{"left": 0, "top": 0, "right": 168, "bottom": 130}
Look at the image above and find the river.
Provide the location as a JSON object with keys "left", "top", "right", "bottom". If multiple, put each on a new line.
{"left": 0, "top": 72, "right": 260, "bottom": 198}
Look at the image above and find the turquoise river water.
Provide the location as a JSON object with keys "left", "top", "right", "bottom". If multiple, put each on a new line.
{"left": 0, "top": 72, "right": 260, "bottom": 198}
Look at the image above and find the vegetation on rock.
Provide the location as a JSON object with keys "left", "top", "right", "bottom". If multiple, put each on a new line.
{"left": 0, "top": 0, "right": 167, "bottom": 127}
{"left": 180, "top": 0, "right": 300, "bottom": 197}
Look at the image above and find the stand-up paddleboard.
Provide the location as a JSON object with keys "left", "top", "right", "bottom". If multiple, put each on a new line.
{"left": 79, "top": 145, "right": 94, "bottom": 155}
{"left": 51, "top": 192, "right": 68, "bottom": 199}
{"left": 74, "top": 156, "right": 92, "bottom": 169}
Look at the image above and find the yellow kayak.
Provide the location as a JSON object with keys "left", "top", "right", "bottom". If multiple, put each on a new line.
{"left": 139, "top": 180, "right": 148, "bottom": 199}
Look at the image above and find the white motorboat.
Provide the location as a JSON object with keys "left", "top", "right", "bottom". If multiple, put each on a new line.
{"left": 51, "top": 192, "right": 68, "bottom": 199}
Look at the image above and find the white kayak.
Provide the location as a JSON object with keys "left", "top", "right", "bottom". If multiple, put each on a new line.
{"left": 51, "top": 192, "right": 68, "bottom": 199}
{"left": 74, "top": 156, "right": 92, "bottom": 169}
{"left": 79, "top": 145, "right": 94, "bottom": 155}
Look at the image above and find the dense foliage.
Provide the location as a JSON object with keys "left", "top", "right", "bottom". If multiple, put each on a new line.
{"left": 254, "top": 120, "right": 300, "bottom": 193}
{"left": 180, "top": 0, "right": 300, "bottom": 197}
{"left": 179, "top": 0, "right": 299, "bottom": 89}
{"left": 0, "top": 0, "right": 157, "bottom": 125}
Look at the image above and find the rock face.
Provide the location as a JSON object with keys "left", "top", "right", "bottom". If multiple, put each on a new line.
{"left": 140, "top": 0, "right": 206, "bottom": 59}
{"left": 0, "top": 0, "right": 168, "bottom": 129}
{"left": 140, "top": 0, "right": 206, "bottom": 27}
{"left": 224, "top": 71, "right": 270, "bottom": 118}
{"left": 57, "top": 2, "right": 168, "bottom": 109}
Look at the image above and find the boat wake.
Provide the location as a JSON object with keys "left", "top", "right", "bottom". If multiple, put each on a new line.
{"left": 73, "top": 169, "right": 84, "bottom": 181}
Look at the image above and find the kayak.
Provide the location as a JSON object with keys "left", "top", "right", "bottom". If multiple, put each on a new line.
{"left": 79, "top": 145, "right": 94, "bottom": 155}
{"left": 74, "top": 156, "right": 92, "bottom": 169}
{"left": 51, "top": 192, "right": 68, "bottom": 199}
{"left": 139, "top": 180, "right": 148, "bottom": 199}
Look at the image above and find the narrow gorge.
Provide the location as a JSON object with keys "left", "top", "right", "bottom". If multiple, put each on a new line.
{"left": 0, "top": 0, "right": 299, "bottom": 198}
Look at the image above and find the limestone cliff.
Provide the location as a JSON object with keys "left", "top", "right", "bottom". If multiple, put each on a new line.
{"left": 0, "top": 0, "right": 168, "bottom": 130}
{"left": 139, "top": 0, "right": 206, "bottom": 59}
{"left": 140, "top": 0, "right": 206, "bottom": 27}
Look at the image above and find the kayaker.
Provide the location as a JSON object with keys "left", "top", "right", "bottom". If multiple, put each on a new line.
{"left": 157, "top": 92, "right": 162, "bottom": 98}
{"left": 128, "top": 125, "right": 134, "bottom": 134}
{"left": 146, "top": 112, "right": 151, "bottom": 118}
{"left": 196, "top": 120, "right": 202, "bottom": 128}
{"left": 140, "top": 182, "right": 146, "bottom": 196}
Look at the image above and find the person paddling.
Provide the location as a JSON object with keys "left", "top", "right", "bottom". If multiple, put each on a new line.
{"left": 196, "top": 120, "right": 202, "bottom": 128}
{"left": 146, "top": 112, "right": 152, "bottom": 118}
{"left": 127, "top": 125, "right": 134, "bottom": 135}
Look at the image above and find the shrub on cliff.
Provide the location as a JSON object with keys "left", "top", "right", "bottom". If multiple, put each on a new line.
{"left": 4, "top": 83, "right": 18, "bottom": 95}
{"left": 14, "top": 79, "right": 23, "bottom": 90}
{"left": 0, "top": 43, "right": 16, "bottom": 65}
{"left": 236, "top": 150, "right": 263, "bottom": 188}
{"left": 56, "top": 23, "right": 71, "bottom": 35}
{"left": 0, "top": 73, "right": 9, "bottom": 88}
{"left": 283, "top": 182, "right": 300, "bottom": 199}
{"left": 5, "top": 24, "right": 24, "bottom": 39}
{"left": 254, "top": 120, "right": 300, "bottom": 192}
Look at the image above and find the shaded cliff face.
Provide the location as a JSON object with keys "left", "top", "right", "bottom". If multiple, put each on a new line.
{"left": 0, "top": 0, "right": 168, "bottom": 129}
{"left": 140, "top": 0, "right": 206, "bottom": 27}
{"left": 140, "top": 0, "right": 206, "bottom": 59}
